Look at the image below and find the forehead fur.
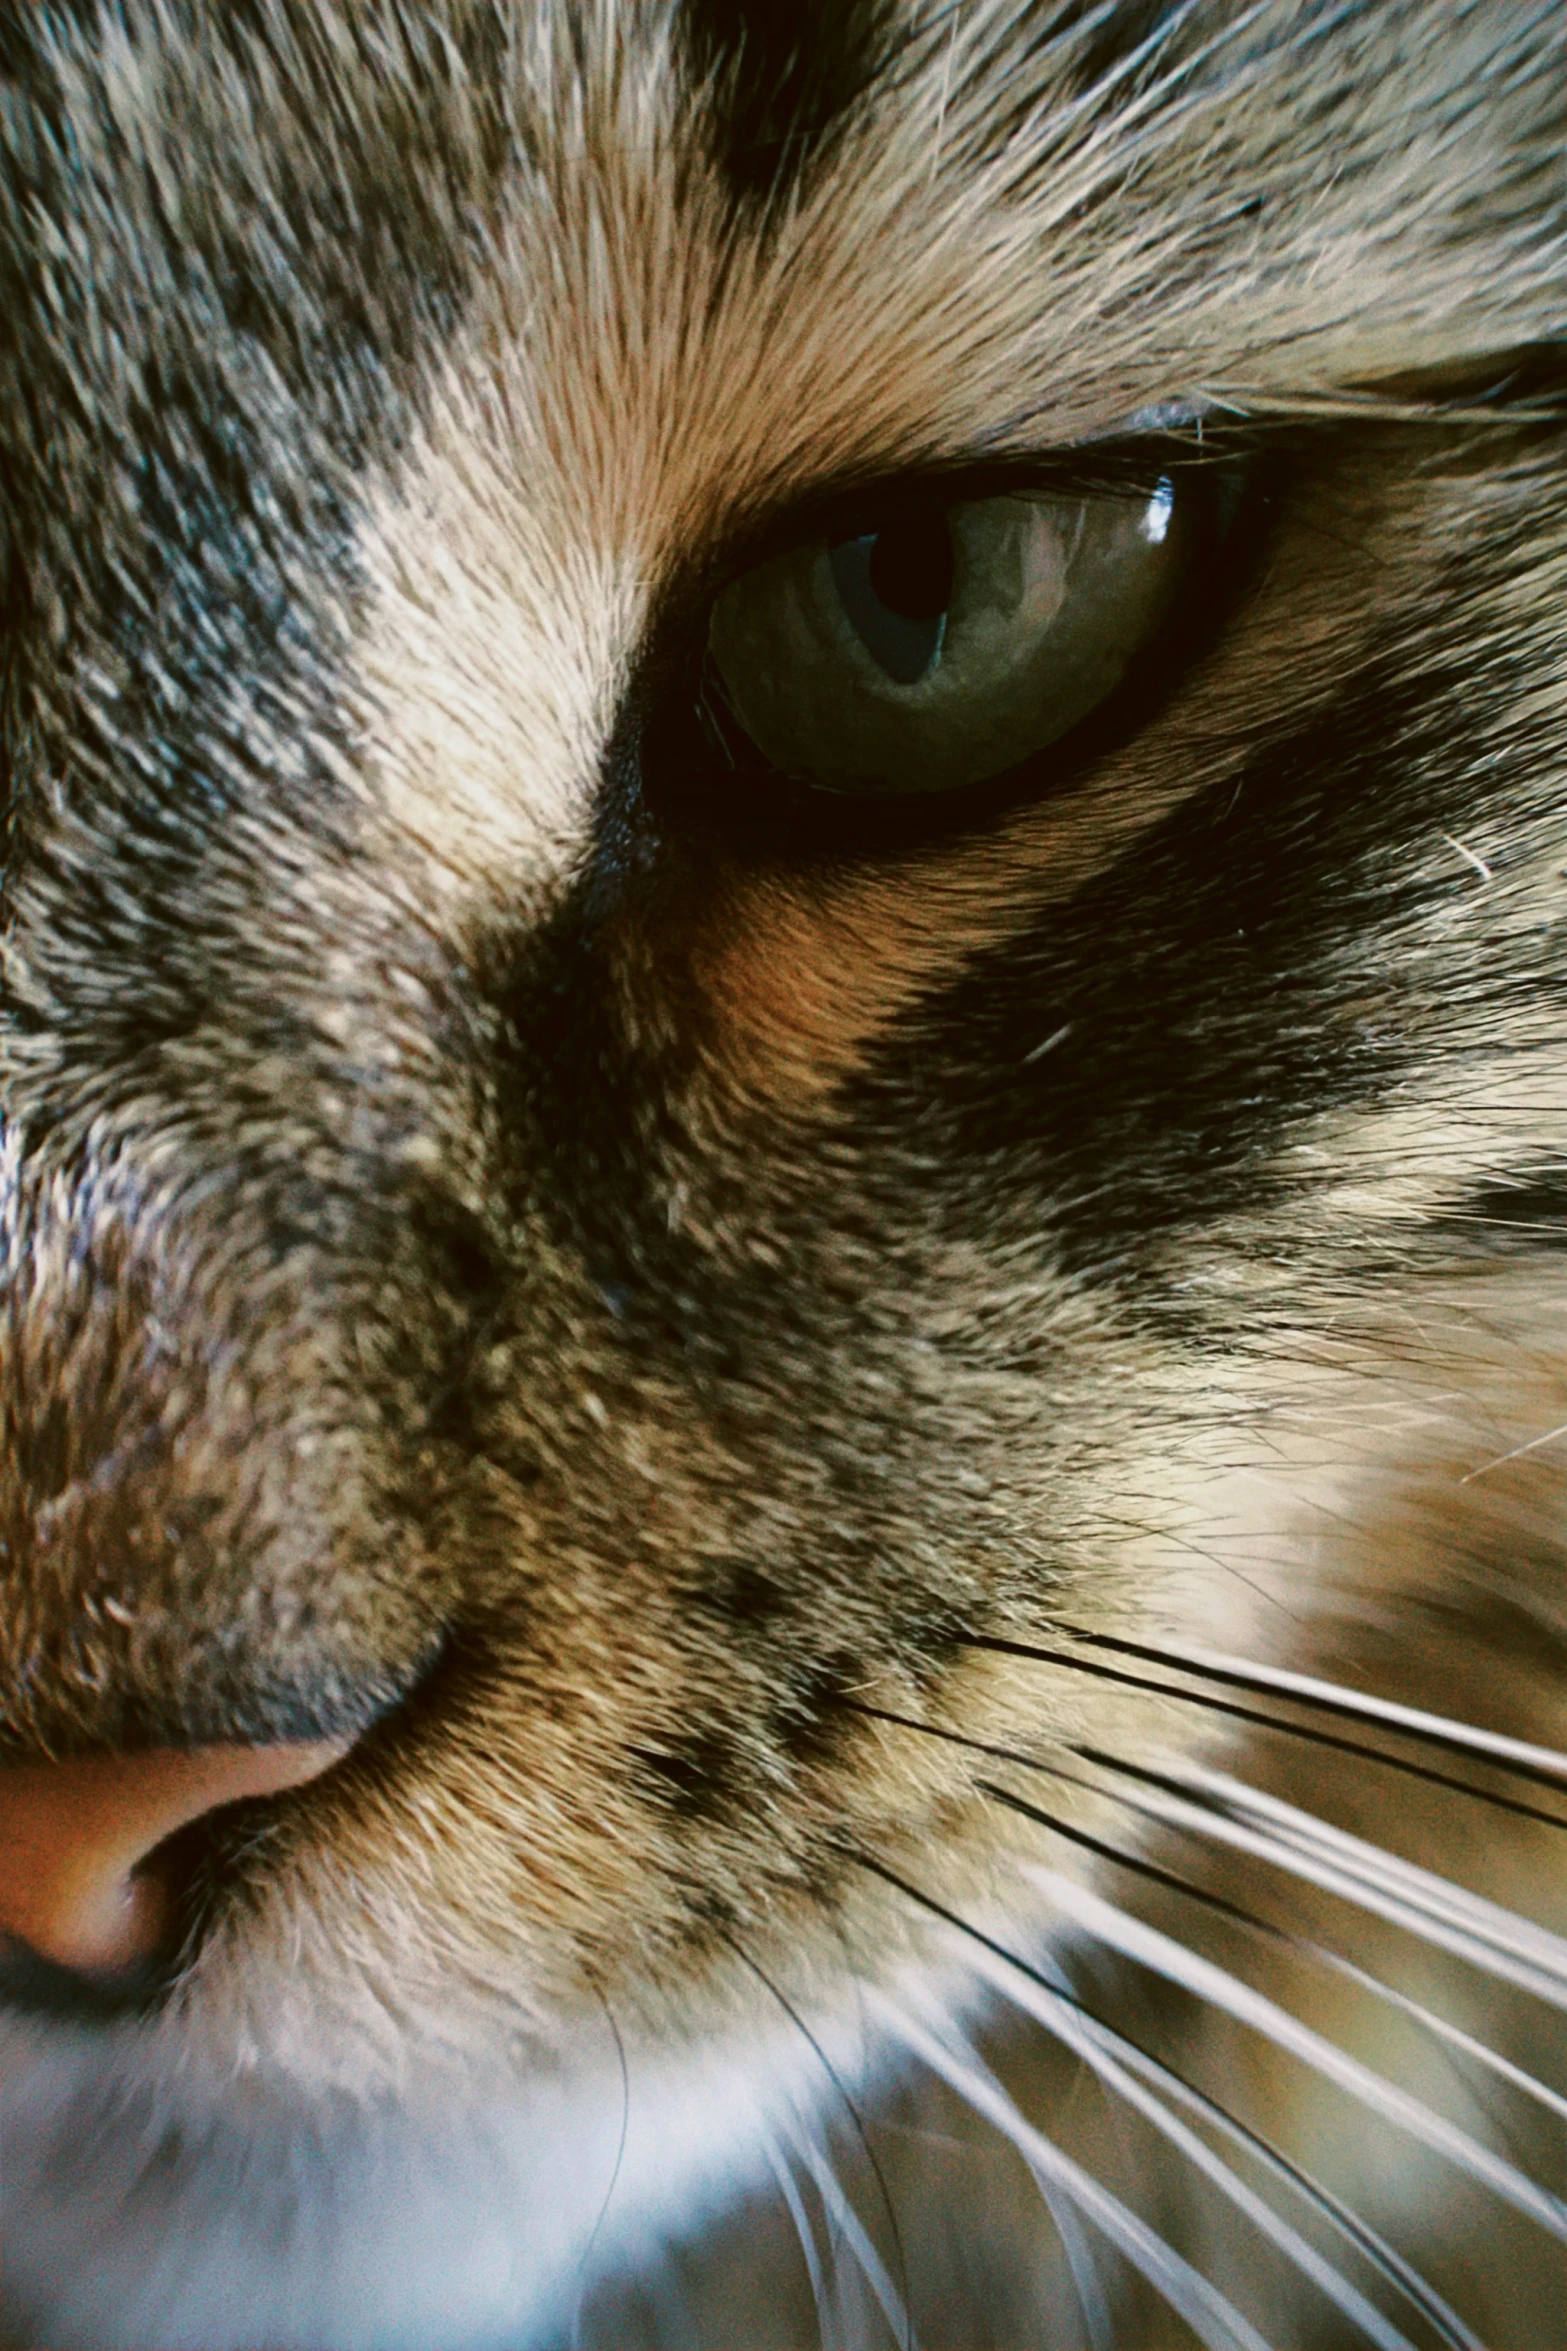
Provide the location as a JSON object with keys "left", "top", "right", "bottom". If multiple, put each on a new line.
{"left": 352, "top": 0, "right": 1563, "bottom": 886}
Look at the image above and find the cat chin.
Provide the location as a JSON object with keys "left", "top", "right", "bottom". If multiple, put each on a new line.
{"left": 0, "top": 2005, "right": 798, "bottom": 2351}
{"left": 0, "top": 1912, "right": 1021, "bottom": 2351}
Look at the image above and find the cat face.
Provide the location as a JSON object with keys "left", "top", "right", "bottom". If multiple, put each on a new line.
{"left": 3, "top": 2, "right": 1567, "bottom": 2342}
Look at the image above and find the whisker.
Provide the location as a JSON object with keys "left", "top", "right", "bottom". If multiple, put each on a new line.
{"left": 569, "top": 1986, "right": 631, "bottom": 2349}
{"left": 762, "top": 2139, "right": 834, "bottom": 2350}
{"left": 990, "top": 1759, "right": 1567, "bottom": 2157}
{"left": 858, "top": 1678, "right": 1567, "bottom": 2304}
{"left": 868, "top": 1990, "right": 1276, "bottom": 2351}
{"left": 852, "top": 1700, "right": 1304, "bottom": 1942}
{"left": 781, "top": 2119, "right": 917, "bottom": 2351}
{"left": 721, "top": 1933, "right": 915, "bottom": 2351}
{"left": 995, "top": 1758, "right": 1567, "bottom": 2140}
{"left": 964, "top": 1627, "right": 1567, "bottom": 1793}
{"left": 858, "top": 1702, "right": 1567, "bottom": 2135}
{"left": 1088, "top": 1753, "right": 1567, "bottom": 2008}
{"left": 938, "top": 1640, "right": 1567, "bottom": 1834}
{"left": 1033, "top": 2169, "right": 1117, "bottom": 2351}
{"left": 972, "top": 1954, "right": 1424, "bottom": 2350}
{"left": 855, "top": 1850, "right": 1482, "bottom": 2351}
{"left": 853, "top": 1703, "right": 1299, "bottom": 1954}
{"left": 1018, "top": 1860, "right": 1567, "bottom": 2244}
{"left": 1041, "top": 1991, "right": 1480, "bottom": 2351}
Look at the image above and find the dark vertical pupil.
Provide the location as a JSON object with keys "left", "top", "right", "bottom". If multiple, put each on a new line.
{"left": 828, "top": 504, "right": 954, "bottom": 686}
{"left": 866, "top": 507, "right": 954, "bottom": 622}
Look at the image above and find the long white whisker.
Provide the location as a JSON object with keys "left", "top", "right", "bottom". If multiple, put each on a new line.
{"left": 779, "top": 2118, "right": 917, "bottom": 2351}
{"left": 1034, "top": 2170, "right": 1117, "bottom": 2351}
{"left": 1038, "top": 1629, "right": 1567, "bottom": 1785}
{"left": 1098, "top": 1764, "right": 1567, "bottom": 2134}
{"left": 963, "top": 1939, "right": 1119, "bottom": 2347}
{"left": 1024, "top": 1867, "right": 1567, "bottom": 2244}
{"left": 979, "top": 1742, "right": 1567, "bottom": 2138}
{"left": 869, "top": 1991, "right": 1276, "bottom": 2351}
{"left": 1358, "top": 1981, "right": 1567, "bottom": 2136}
{"left": 1052, "top": 1748, "right": 1567, "bottom": 2012}
{"left": 721, "top": 1928, "right": 913, "bottom": 2332}
{"left": 1162, "top": 1758, "right": 1567, "bottom": 2002}
{"left": 957, "top": 1932, "right": 1482, "bottom": 2351}
{"left": 961, "top": 1937, "right": 1422, "bottom": 2351}
{"left": 763, "top": 2137, "right": 836, "bottom": 2351}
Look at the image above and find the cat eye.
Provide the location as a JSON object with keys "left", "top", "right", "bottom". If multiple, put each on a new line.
{"left": 704, "top": 477, "right": 1188, "bottom": 801}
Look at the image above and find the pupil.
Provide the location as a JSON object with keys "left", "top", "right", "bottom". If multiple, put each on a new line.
{"left": 828, "top": 505, "right": 954, "bottom": 686}
{"left": 867, "top": 508, "right": 953, "bottom": 621}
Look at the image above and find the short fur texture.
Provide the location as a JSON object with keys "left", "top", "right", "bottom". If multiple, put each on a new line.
{"left": 1, "top": 2, "right": 1566, "bottom": 2344}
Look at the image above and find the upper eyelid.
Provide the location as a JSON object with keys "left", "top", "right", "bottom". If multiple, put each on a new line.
{"left": 704, "top": 423, "right": 1242, "bottom": 595}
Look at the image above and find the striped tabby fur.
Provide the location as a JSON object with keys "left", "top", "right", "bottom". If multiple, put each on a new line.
{"left": 0, "top": 3, "right": 1565, "bottom": 2343}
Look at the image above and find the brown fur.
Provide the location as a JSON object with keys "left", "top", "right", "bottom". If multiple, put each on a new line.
{"left": 1, "top": 3, "right": 1565, "bottom": 2344}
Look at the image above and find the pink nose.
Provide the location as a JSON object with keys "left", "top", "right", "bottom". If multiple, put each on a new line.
{"left": 0, "top": 1741, "right": 350, "bottom": 1975}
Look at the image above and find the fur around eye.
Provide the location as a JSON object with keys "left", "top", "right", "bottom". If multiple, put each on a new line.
{"left": 705, "top": 479, "right": 1186, "bottom": 797}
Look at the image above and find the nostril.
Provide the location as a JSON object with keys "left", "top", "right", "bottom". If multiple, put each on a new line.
{"left": 0, "top": 1741, "right": 351, "bottom": 1979}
